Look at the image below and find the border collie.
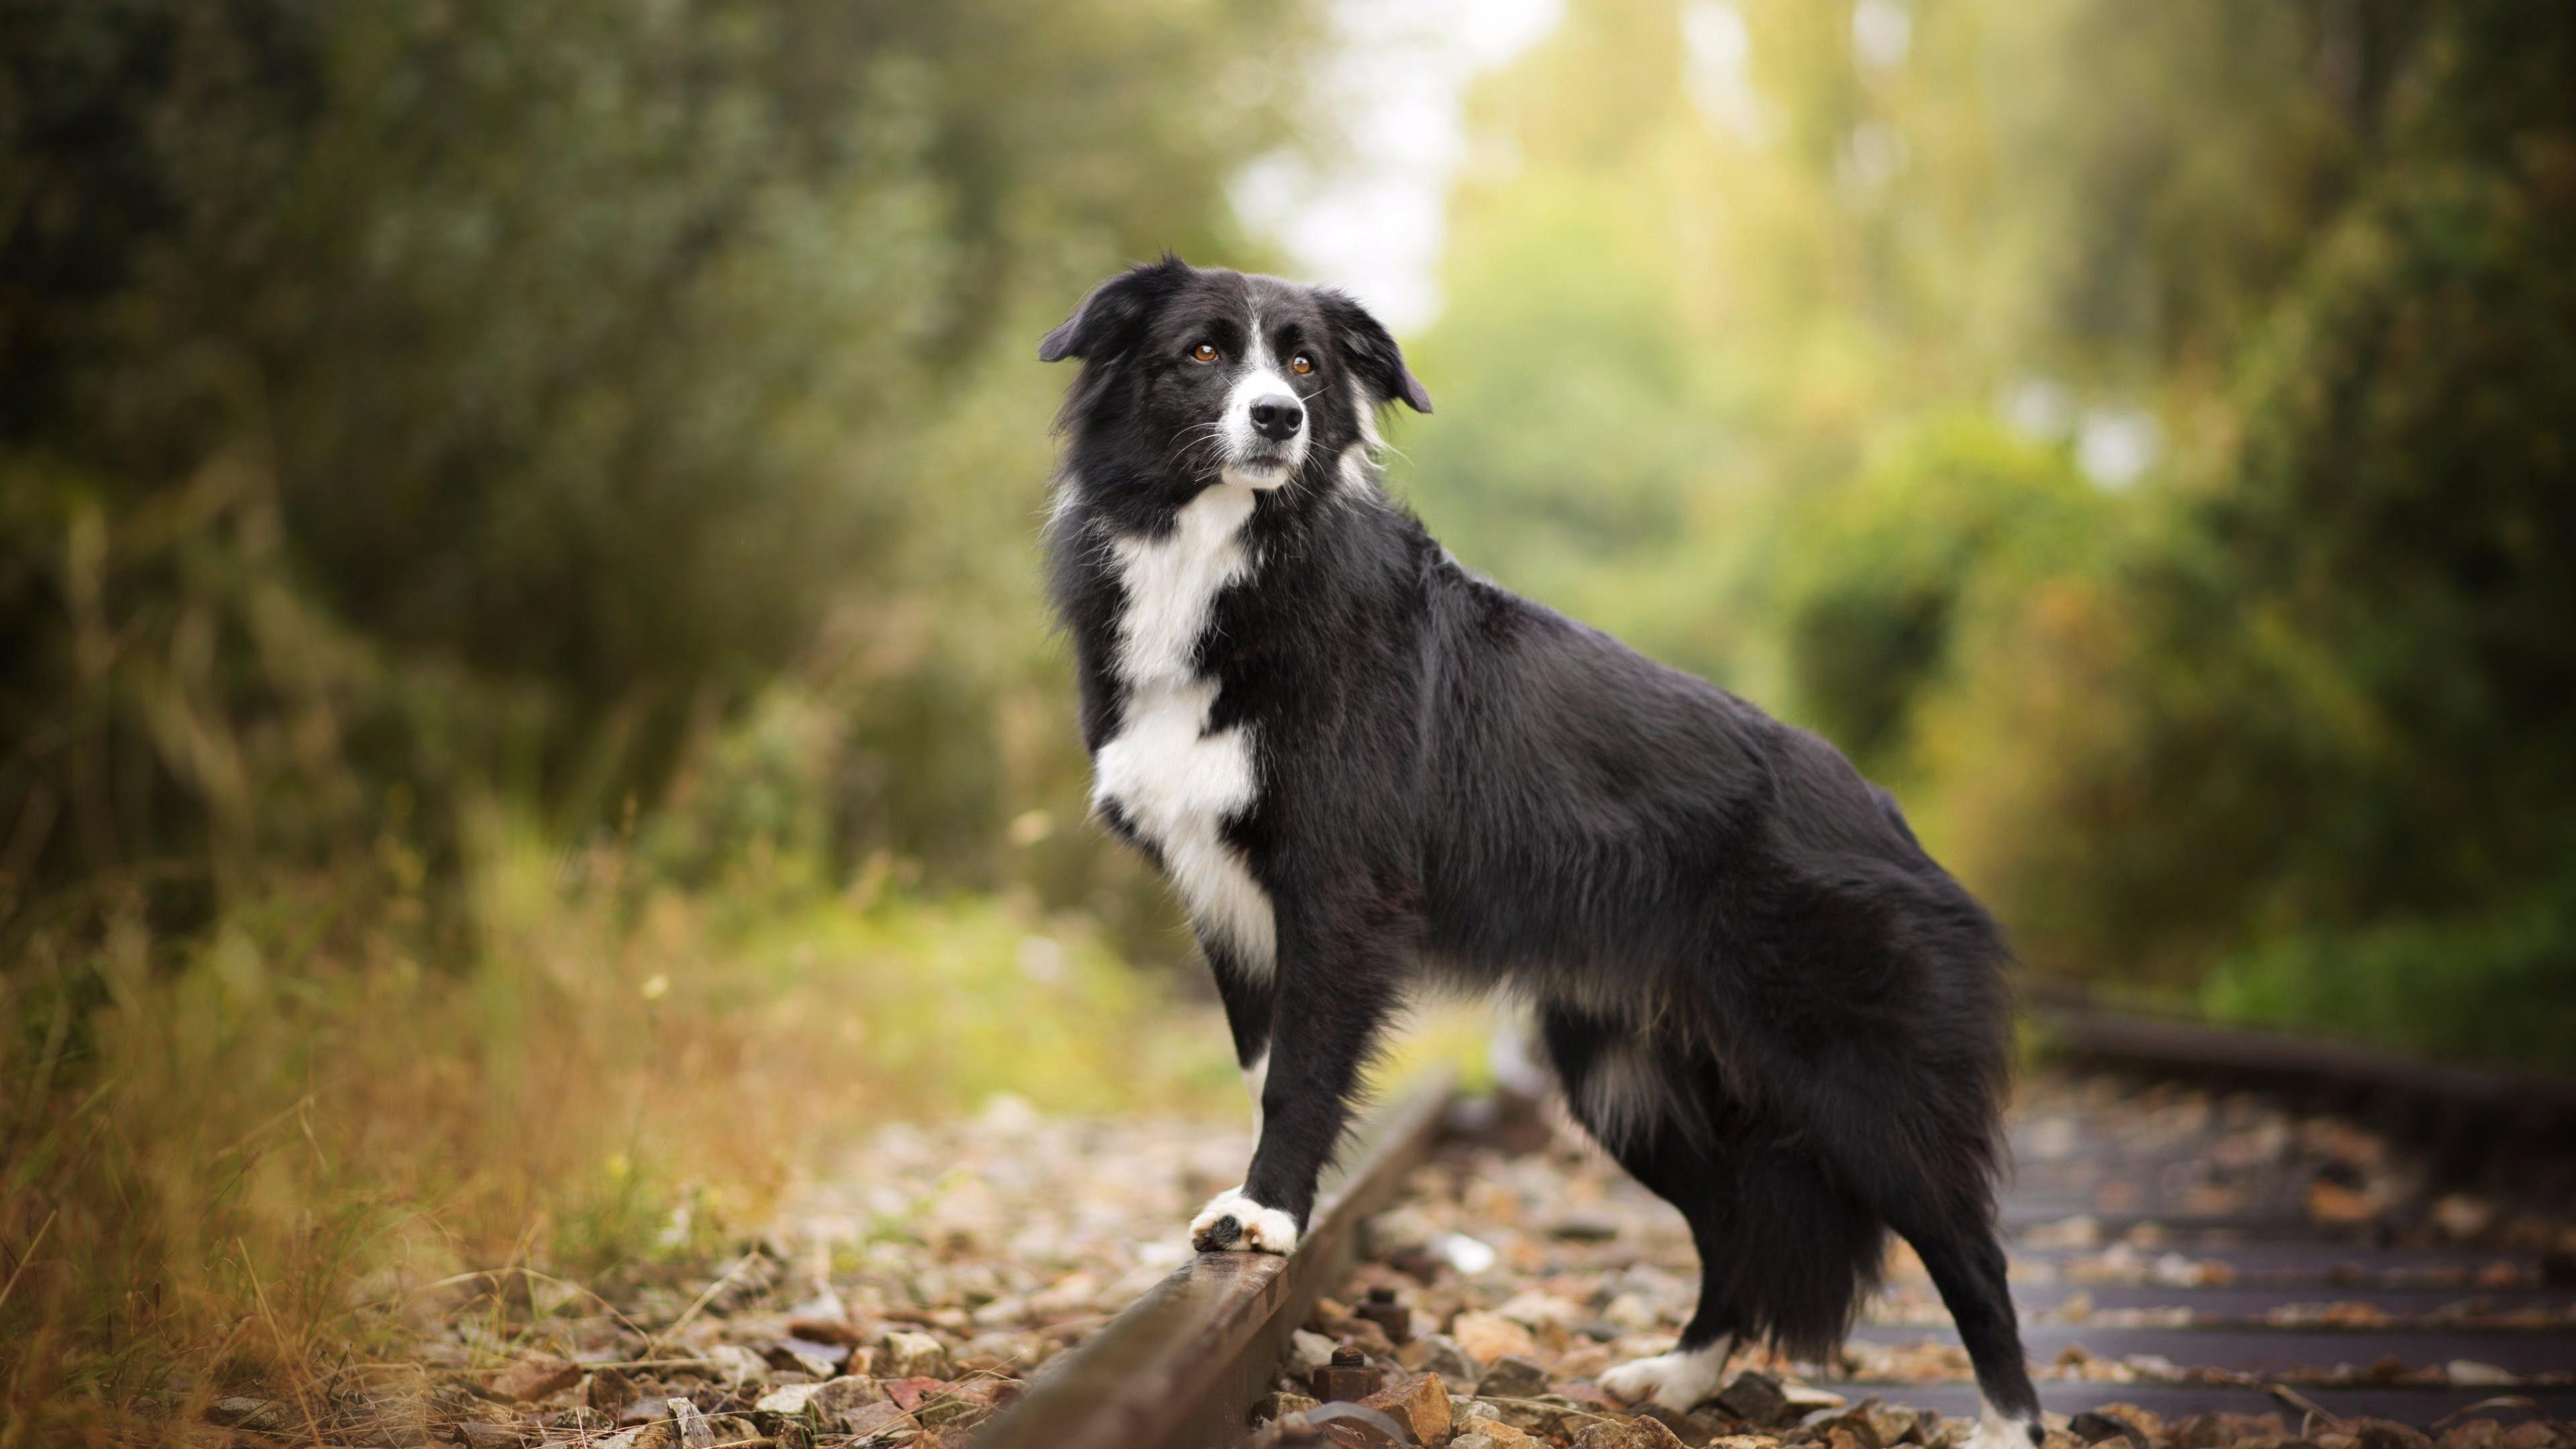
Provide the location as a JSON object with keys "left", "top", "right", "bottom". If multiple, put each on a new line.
{"left": 1038, "top": 257, "right": 2042, "bottom": 1445}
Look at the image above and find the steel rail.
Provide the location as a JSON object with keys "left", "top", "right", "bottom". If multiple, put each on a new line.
{"left": 977, "top": 1068, "right": 1458, "bottom": 1449}
{"left": 2025, "top": 987, "right": 2576, "bottom": 1191}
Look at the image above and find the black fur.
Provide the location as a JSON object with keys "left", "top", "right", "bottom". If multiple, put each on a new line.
{"left": 1040, "top": 258, "right": 2041, "bottom": 1431}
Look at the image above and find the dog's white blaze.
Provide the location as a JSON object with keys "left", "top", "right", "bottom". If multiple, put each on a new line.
{"left": 1091, "top": 482, "right": 1277, "bottom": 975}
{"left": 1350, "top": 376, "right": 1383, "bottom": 450}
{"left": 1219, "top": 314, "right": 1307, "bottom": 489}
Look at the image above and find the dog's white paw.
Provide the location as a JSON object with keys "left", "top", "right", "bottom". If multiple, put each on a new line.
{"left": 1968, "top": 1403, "right": 2045, "bottom": 1449}
{"left": 1189, "top": 1187, "right": 1298, "bottom": 1254}
{"left": 1599, "top": 1342, "right": 1731, "bottom": 1412}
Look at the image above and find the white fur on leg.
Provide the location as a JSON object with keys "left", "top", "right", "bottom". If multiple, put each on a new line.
{"left": 1970, "top": 1399, "right": 2044, "bottom": 1449}
{"left": 1240, "top": 1052, "right": 1269, "bottom": 1135}
{"left": 1190, "top": 1187, "right": 1298, "bottom": 1254}
{"left": 1599, "top": 1336, "right": 1733, "bottom": 1413}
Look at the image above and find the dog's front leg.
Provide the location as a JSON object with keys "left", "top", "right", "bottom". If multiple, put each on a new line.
{"left": 1203, "top": 941, "right": 1276, "bottom": 1128}
{"left": 1189, "top": 904, "right": 1399, "bottom": 1255}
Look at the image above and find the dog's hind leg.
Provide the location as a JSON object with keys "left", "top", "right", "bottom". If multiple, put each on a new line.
{"left": 1540, "top": 1011, "right": 1744, "bottom": 1413}
{"left": 1741, "top": 1035, "right": 2042, "bottom": 1448}
{"left": 1886, "top": 1205, "right": 2041, "bottom": 1448}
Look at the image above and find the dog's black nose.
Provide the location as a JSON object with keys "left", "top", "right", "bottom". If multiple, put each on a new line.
{"left": 1248, "top": 395, "right": 1304, "bottom": 441}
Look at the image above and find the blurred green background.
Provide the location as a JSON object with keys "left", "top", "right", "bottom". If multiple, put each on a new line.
{"left": 5, "top": 0, "right": 2574, "bottom": 1424}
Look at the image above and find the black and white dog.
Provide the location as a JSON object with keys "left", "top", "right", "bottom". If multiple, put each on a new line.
{"left": 1039, "top": 257, "right": 2041, "bottom": 1444}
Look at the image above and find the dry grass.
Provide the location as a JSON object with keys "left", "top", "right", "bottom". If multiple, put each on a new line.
{"left": 0, "top": 814, "right": 1237, "bottom": 1444}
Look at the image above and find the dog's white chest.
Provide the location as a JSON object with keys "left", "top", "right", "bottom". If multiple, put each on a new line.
{"left": 1090, "top": 484, "right": 1277, "bottom": 973}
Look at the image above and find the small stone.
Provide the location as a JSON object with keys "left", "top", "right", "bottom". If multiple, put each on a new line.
{"left": 1452, "top": 1311, "right": 1540, "bottom": 1364}
{"left": 1256, "top": 1391, "right": 1324, "bottom": 1424}
{"left": 1495, "top": 1290, "right": 1587, "bottom": 1330}
{"left": 1634, "top": 1403, "right": 1722, "bottom": 1442}
{"left": 702, "top": 1342, "right": 769, "bottom": 1389}
{"left": 1493, "top": 1393, "right": 1593, "bottom": 1439}
{"left": 1417, "top": 1334, "right": 1485, "bottom": 1393}
{"left": 1575, "top": 1417, "right": 1695, "bottom": 1449}
{"left": 2500, "top": 1425, "right": 2562, "bottom": 1449}
{"left": 916, "top": 1377, "right": 1017, "bottom": 1429}
{"left": 1359, "top": 1373, "right": 1453, "bottom": 1445}
{"left": 879, "top": 1329, "right": 953, "bottom": 1381}
{"left": 767, "top": 1336, "right": 850, "bottom": 1377}
{"left": 1717, "top": 1371, "right": 1792, "bottom": 1428}
{"left": 2447, "top": 1361, "right": 2517, "bottom": 1387}
{"left": 1456, "top": 1426, "right": 1549, "bottom": 1449}
{"left": 669, "top": 1399, "right": 717, "bottom": 1449}
{"left": 1870, "top": 1402, "right": 1938, "bottom": 1446}
{"left": 810, "top": 1375, "right": 893, "bottom": 1430}
{"left": 1804, "top": 1399, "right": 1886, "bottom": 1449}
{"left": 620, "top": 1396, "right": 669, "bottom": 1426}
{"left": 885, "top": 1376, "right": 949, "bottom": 1412}
{"left": 1288, "top": 1329, "right": 1342, "bottom": 1377}
{"left": 1780, "top": 1385, "right": 1847, "bottom": 1415}
{"left": 755, "top": 1383, "right": 826, "bottom": 1421}
{"left": 1479, "top": 1356, "right": 1552, "bottom": 1401}
{"left": 842, "top": 1399, "right": 918, "bottom": 1441}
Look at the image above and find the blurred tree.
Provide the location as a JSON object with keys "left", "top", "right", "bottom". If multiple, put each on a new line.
{"left": 0, "top": 0, "right": 1311, "bottom": 931}
{"left": 1976, "top": 3, "right": 2576, "bottom": 1059}
{"left": 1407, "top": 0, "right": 2571, "bottom": 1063}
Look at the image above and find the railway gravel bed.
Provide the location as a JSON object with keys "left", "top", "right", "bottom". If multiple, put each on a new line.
{"left": 246, "top": 1066, "right": 2572, "bottom": 1448}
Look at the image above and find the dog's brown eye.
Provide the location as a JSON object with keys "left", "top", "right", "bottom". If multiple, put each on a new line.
{"left": 1290, "top": 354, "right": 1313, "bottom": 375}
{"left": 1190, "top": 343, "right": 1220, "bottom": 363}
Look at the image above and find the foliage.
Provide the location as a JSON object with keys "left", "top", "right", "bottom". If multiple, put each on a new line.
{"left": 1403, "top": 0, "right": 2575, "bottom": 1065}
{"left": 1, "top": 0, "right": 1309, "bottom": 924}
{"left": 1974, "top": 10, "right": 2576, "bottom": 1046}
{"left": 1, "top": 0, "right": 1307, "bottom": 1427}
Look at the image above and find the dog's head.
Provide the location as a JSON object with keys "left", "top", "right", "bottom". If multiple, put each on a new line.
{"left": 1040, "top": 256, "right": 1430, "bottom": 492}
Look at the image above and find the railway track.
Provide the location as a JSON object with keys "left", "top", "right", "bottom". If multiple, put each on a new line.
{"left": 975, "top": 1070, "right": 1458, "bottom": 1449}
{"left": 979, "top": 1006, "right": 2575, "bottom": 1449}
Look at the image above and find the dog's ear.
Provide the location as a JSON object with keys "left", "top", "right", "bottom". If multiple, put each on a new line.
{"left": 1039, "top": 255, "right": 1189, "bottom": 364}
{"left": 1320, "top": 290, "right": 1432, "bottom": 413}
